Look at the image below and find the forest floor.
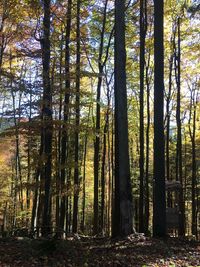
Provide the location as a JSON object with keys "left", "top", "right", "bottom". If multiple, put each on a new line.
{"left": 0, "top": 235, "right": 199, "bottom": 267}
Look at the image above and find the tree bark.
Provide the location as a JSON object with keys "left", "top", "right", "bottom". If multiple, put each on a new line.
{"left": 144, "top": 49, "right": 150, "bottom": 234}
{"left": 175, "top": 17, "right": 185, "bottom": 236}
{"left": 153, "top": 0, "right": 166, "bottom": 238}
{"left": 112, "top": 0, "right": 133, "bottom": 237}
{"left": 93, "top": 0, "right": 109, "bottom": 235}
{"left": 59, "top": 0, "right": 72, "bottom": 234}
{"left": 139, "top": 0, "right": 147, "bottom": 233}
{"left": 100, "top": 110, "right": 109, "bottom": 233}
{"left": 72, "top": 0, "right": 81, "bottom": 233}
{"left": 41, "top": 0, "right": 53, "bottom": 236}
{"left": 188, "top": 85, "right": 198, "bottom": 237}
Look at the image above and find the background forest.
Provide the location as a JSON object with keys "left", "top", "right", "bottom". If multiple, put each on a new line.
{"left": 0, "top": 0, "right": 200, "bottom": 240}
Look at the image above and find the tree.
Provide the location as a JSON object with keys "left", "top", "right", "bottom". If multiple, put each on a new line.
{"left": 139, "top": 0, "right": 147, "bottom": 233}
{"left": 153, "top": 0, "right": 166, "bottom": 238}
{"left": 72, "top": 0, "right": 81, "bottom": 233}
{"left": 93, "top": 0, "right": 109, "bottom": 235}
{"left": 41, "top": 0, "right": 53, "bottom": 236}
{"left": 188, "top": 82, "right": 198, "bottom": 237}
{"left": 144, "top": 44, "right": 151, "bottom": 234}
{"left": 59, "top": 0, "right": 72, "bottom": 235}
{"left": 112, "top": 0, "right": 133, "bottom": 237}
{"left": 165, "top": 22, "right": 176, "bottom": 209}
{"left": 175, "top": 17, "right": 185, "bottom": 237}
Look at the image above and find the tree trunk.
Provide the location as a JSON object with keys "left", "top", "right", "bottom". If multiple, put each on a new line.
{"left": 166, "top": 54, "right": 173, "bottom": 183}
{"left": 112, "top": 0, "right": 133, "bottom": 237}
{"left": 188, "top": 86, "right": 198, "bottom": 237}
{"left": 59, "top": 0, "right": 72, "bottom": 235}
{"left": 100, "top": 110, "right": 109, "bottom": 233}
{"left": 26, "top": 85, "right": 33, "bottom": 227}
{"left": 55, "top": 31, "right": 64, "bottom": 233}
{"left": 93, "top": 0, "right": 108, "bottom": 235}
{"left": 144, "top": 49, "right": 150, "bottom": 234}
{"left": 139, "top": 0, "right": 144, "bottom": 233}
{"left": 72, "top": 0, "right": 81, "bottom": 233}
{"left": 153, "top": 0, "right": 166, "bottom": 238}
{"left": 41, "top": 0, "right": 53, "bottom": 236}
{"left": 166, "top": 23, "right": 176, "bottom": 207}
{"left": 175, "top": 17, "right": 185, "bottom": 236}
{"left": 139, "top": 0, "right": 147, "bottom": 233}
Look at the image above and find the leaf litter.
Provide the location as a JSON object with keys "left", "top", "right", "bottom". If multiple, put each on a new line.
{"left": 0, "top": 236, "right": 199, "bottom": 266}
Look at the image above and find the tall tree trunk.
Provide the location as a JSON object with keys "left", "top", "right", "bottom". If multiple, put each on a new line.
{"left": 153, "top": 0, "right": 166, "bottom": 238}
{"left": 72, "top": 0, "right": 81, "bottom": 233}
{"left": 55, "top": 31, "right": 64, "bottom": 232}
{"left": 93, "top": 0, "right": 108, "bottom": 235}
{"left": 11, "top": 163, "right": 17, "bottom": 231}
{"left": 26, "top": 84, "right": 33, "bottom": 227}
{"left": 188, "top": 86, "right": 198, "bottom": 237}
{"left": 112, "top": 0, "right": 133, "bottom": 237}
{"left": 175, "top": 17, "right": 185, "bottom": 236}
{"left": 100, "top": 110, "right": 109, "bottom": 233}
{"left": 166, "top": 54, "right": 173, "bottom": 184}
{"left": 139, "top": 0, "right": 147, "bottom": 233}
{"left": 166, "top": 26, "right": 175, "bottom": 207}
{"left": 139, "top": 0, "right": 144, "bottom": 233}
{"left": 67, "top": 166, "right": 72, "bottom": 232}
{"left": 41, "top": 0, "right": 53, "bottom": 236}
{"left": 106, "top": 80, "right": 112, "bottom": 235}
{"left": 107, "top": 126, "right": 112, "bottom": 236}
{"left": 144, "top": 49, "right": 150, "bottom": 234}
{"left": 59, "top": 0, "right": 72, "bottom": 234}
{"left": 191, "top": 99, "right": 197, "bottom": 237}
